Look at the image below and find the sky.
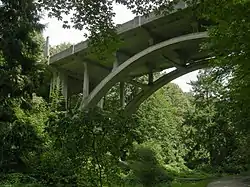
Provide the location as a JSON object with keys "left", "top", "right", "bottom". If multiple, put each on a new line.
{"left": 41, "top": 3, "right": 198, "bottom": 92}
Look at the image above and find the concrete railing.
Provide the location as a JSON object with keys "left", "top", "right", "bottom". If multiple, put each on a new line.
{"left": 49, "top": 1, "right": 188, "bottom": 64}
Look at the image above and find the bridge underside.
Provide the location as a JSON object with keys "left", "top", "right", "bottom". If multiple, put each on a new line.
{"left": 49, "top": 5, "right": 211, "bottom": 113}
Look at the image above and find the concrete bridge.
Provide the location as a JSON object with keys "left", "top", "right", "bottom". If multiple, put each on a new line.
{"left": 48, "top": 2, "right": 211, "bottom": 114}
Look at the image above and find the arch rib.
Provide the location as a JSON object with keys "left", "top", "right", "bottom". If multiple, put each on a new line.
{"left": 125, "top": 61, "right": 209, "bottom": 115}
{"left": 81, "top": 32, "right": 209, "bottom": 110}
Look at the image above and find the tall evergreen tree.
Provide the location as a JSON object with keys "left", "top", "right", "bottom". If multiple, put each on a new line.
{"left": 0, "top": 0, "right": 46, "bottom": 172}
{"left": 184, "top": 69, "right": 249, "bottom": 172}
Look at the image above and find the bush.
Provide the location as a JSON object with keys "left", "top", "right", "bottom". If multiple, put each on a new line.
{"left": 34, "top": 150, "right": 77, "bottom": 186}
{"left": 0, "top": 173, "right": 38, "bottom": 186}
{"left": 128, "top": 146, "right": 173, "bottom": 187}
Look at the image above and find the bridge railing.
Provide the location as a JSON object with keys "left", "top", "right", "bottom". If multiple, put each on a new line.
{"left": 117, "top": 1, "right": 187, "bottom": 33}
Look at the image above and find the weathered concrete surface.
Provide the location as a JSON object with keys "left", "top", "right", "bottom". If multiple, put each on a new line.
{"left": 82, "top": 32, "right": 208, "bottom": 109}
{"left": 207, "top": 177, "right": 250, "bottom": 187}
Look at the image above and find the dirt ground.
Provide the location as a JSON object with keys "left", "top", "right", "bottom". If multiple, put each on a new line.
{"left": 207, "top": 176, "right": 250, "bottom": 187}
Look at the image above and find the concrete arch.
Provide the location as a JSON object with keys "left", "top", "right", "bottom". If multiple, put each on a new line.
{"left": 125, "top": 60, "right": 209, "bottom": 115}
{"left": 82, "top": 32, "right": 209, "bottom": 109}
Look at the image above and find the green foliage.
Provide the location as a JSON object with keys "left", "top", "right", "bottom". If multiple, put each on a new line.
{"left": 128, "top": 146, "right": 173, "bottom": 187}
{"left": 36, "top": 108, "right": 140, "bottom": 186}
{"left": 49, "top": 84, "right": 65, "bottom": 111}
{"left": 0, "top": 0, "right": 45, "bottom": 98}
{"left": 137, "top": 83, "right": 191, "bottom": 172}
{"left": 2, "top": 0, "right": 250, "bottom": 186}
{"left": 35, "top": 149, "right": 77, "bottom": 185}
{"left": 184, "top": 69, "right": 250, "bottom": 173}
{"left": 0, "top": 0, "right": 48, "bottom": 174}
{"left": 0, "top": 96, "right": 49, "bottom": 173}
{"left": 0, "top": 173, "right": 38, "bottom": 186}
{"left": 197, "top": 0, "right": 250, "bottom": 133}
{"left": 40, "top": 0, "right": 121, "bottom": 58}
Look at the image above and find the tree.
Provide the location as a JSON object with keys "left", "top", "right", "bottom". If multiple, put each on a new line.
{"left": 50, "top": 42, "right": 72, "bottom": 56}
{"left": 0, "top": 95, "right": 49, "bottom": 173}
{"left": 40, "top": 108, "right": 140, "bottom": 186}
{"left": 0, "top": 0, "right": 47, "bottom": 173}
{"left": 2, "top": 0, "right": 250, "bottom": 184}
{"left": 128, "top": 146, "right": 173, "bottom": 187}
{"left": 184, "top": 69, "right": 250, "bottom": 173}
{"left": 136, "top": 83, "right": 192, "bottom": 172}
{"left": 0, "top": 0, "right": 44, "bottom": 98}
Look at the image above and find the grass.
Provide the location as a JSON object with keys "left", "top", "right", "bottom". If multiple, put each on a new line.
{"left": 112, "top": 180, "right": 212, "bottom": 187}
{"left": 0, "top": 181, "right": 211, "bottom": 187}
{"left": 0, "top": 185, "right": 42, "bottom": 187}
{"left": 171, "top": 180, "right": 211, "bottom": 187}
{"left": 0, "top": 180, "right": 211, "bottom": 187}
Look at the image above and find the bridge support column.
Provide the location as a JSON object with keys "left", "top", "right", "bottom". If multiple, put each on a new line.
{"left": 112, "top": 53, "right": 125, "bottom": 108}
{"left": 120, "top": 82, "right": 125, "bottom": 108}
{"left": 148, "top": 71, "right": 153, "bottom": 85}
{"left": 112, "top": 53, "right": 119, "bottom": 71}
{"left": 83, "top": 63, "right": 89, "bottom": 99}
{"left": 59, "top": 72, "right": 68, "bottom": 109}
{"left": 44, "top": 36, "right": 50, "bottom": 64}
